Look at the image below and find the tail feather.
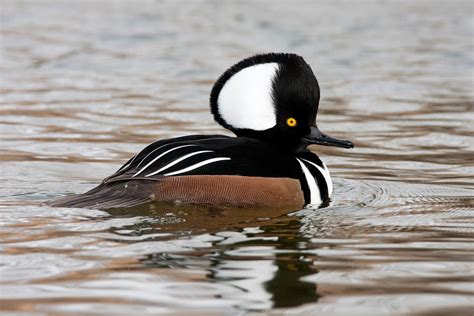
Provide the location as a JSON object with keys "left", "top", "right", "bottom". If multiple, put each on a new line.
{"left": 48, "top": 181, "right": 156, "bottom": 209}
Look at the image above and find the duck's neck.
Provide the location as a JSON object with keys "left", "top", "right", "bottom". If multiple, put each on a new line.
{"left": 233, "top": 129, "right": 306, "bottom": 154}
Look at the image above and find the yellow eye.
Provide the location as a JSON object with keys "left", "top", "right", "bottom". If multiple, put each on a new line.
{"left": 286, "top": 117, "right": 297, "bottom": 127}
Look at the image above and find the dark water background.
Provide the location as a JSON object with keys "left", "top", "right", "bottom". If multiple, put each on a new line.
{"left": 1, "top": 1, "right": 473, "bottom": 315}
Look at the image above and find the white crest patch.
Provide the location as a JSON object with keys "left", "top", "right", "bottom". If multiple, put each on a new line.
{"left": 218, "top": 63, "right": 279, "bottom": 130}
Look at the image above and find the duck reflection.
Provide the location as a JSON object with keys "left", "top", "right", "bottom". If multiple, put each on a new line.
{"left": 262, "top": 219, "right": 320, "bottom": 308}
{"left": 106, "top": 203, "right": 320, "bottom": 309}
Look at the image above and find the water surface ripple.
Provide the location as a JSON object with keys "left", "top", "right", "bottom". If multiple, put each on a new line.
{"left": 1, "top": 1, "right": 473, "bottom": 315}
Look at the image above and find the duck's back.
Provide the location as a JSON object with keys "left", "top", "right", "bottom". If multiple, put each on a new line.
{"left": 49, "top": 135, "right": 308, "bottom": 209}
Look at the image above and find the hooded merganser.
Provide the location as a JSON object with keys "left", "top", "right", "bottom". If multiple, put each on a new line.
{"left": 50, "top": 53, "right": 353, "bottom": 210}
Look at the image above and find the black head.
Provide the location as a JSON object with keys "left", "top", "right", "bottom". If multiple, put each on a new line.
{"left": 210, "top": 53, "right": 353, "bottom": 152}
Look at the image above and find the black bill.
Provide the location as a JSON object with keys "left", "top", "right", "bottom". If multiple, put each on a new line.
{"left": 304, "top": 126, "right": 354, "bottom": 149}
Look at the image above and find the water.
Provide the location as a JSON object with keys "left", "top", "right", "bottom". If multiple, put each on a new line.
{"left": 1, "top": 0, "right": 473, "bottom": 314}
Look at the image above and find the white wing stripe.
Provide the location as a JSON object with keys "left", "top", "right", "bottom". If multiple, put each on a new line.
{"left": 301, "top": 158, "right": 333, "bottom": 197}
{"left": 135, "top": 143, "right": 176, "bottom": 169}
{"left": 164, "top": 157, "right": 231, "bottom": 176}
{"left": 145, "top": 150, "right": 214, "bottom": 177}
{"left": 133, "top": 144, "right": 197, "bottom": 177}
{"left": 296, "top": 158, "right": 322, "bottom": 206}
{"left": 117, "top": 155, "right": 135, "bottom": 172}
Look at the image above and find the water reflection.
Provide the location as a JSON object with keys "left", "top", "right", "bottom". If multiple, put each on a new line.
{"left": 139, "top": 215, "right": 320, "bottom": 309}
{"left": 261, "top": 219, "right": 320, "bottom": 308}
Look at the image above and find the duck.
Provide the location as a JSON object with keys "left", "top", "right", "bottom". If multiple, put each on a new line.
{"left": 49, "top": 53, "right": 353, "bottom": 210}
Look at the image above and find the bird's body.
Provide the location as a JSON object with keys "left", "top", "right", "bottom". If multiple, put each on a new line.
{"left": 50, "top": 53, "right": 353, "bottom": 210}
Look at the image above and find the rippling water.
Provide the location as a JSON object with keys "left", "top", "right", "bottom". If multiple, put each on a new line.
{"left": 1, "top": 1, "right": 473, "bottom": 315}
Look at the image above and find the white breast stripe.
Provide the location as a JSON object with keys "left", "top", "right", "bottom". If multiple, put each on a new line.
{"left": 133, "top": 144, "right": 197, "bottom": 177}
{"left": 163, "top": 157, "right": 231, "bottom": 176}
{"left": 145, "top": 150, "right": 214, "bottom": 177}
{"left": 296, "top": 158, "right": 322, "bottom": 206}
{"left": 301, "top": 158, "right": 333, "bottom": 197}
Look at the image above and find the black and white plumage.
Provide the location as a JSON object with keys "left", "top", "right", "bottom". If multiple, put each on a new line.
{"left": 50, "top": 53, "right": 353, "bottom": 210}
